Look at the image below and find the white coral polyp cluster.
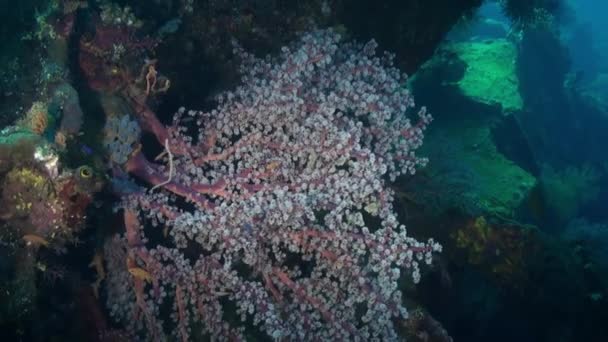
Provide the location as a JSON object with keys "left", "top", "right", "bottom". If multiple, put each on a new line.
{"left": 106, "top": 29, "right": 439, "bottom": 341}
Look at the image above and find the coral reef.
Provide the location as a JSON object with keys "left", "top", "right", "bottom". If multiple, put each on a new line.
{"left": 452, "top": 216, "right": 538, "bottom": 285}
{"left": 3, "top": 1, "right": 607, "bottom": 341}
{"left": 103, "top": 29, "right": 439, "bottom": 340}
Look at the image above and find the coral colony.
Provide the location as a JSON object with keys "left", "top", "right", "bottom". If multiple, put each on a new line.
{"left": 103, "top": 30, "right": 440, "bottom": 340}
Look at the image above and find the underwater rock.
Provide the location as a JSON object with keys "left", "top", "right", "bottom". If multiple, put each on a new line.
{"left": 413, "top": 38, "right": 524, "bottom": 115}
{"left": 448, "top": 39, "right": 523, "bottom": 114}
{"left": 418, "top": 115, "right": 536, "bottom": 218}
{"left": 448, "top": 17, "right": 510, "bottom": 42}
{"left": 409, "top": 38, "right": 535, "bottom": 219}
{"left": 451, "top": 216, "right": 540, "bottom": 285}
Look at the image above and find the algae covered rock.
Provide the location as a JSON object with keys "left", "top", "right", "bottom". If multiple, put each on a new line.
{"left": 417, "top": 115, "right": 536, "bottom": 218}
{"left": 449, "top": 39, "right": 523, "bottom": 114}
{"left": 408, "top": 37, "right": 535, "bottom": 219}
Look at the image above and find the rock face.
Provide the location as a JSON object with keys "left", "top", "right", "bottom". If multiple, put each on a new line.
{"left": 410, "top": 38, "right": 536, "bottom": 219}
{"left": 450, "top": 39, "right": 523, "bottom": 113}
{"left": 420, "top": 115, "right": 536, "bottom": 218}
{"left": 335, "top": 0, "right": 485, "bottom": 73}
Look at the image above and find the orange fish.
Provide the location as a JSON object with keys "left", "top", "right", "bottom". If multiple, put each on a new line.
{"left": 265, "top": 161, "right": 281, "bottom": 171}
{"left": 128, "top": 267, "right": 153, "bottom": 283}
{"left": 22, "top": 234, "right": 49, "bottom": 247}
{"left": 89, "top": 251, "right": 106, "bottom": 298}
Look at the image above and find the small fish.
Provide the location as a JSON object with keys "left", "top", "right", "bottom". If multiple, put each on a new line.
{"left": 23, "top": 234, "right": 49, "bottom": 247}
{"left": 264, "top": 161, "right": 281, "bottom": 172}
{"left": 128, "top": 267, "right": 153, "bottom": 283}
{"left": 243, "top": 223, "right": 253, "bottom": 234}
{"left": 89, "top": 252, "right": 106, "bottom": 278}
{"left": 36, "top": 262, "right": 47, "bottom": 272}
{"left": 89, "top": 252, "right": 106, "bottom": 298}
{"left": 80, "top": 144, "right": 94, "bottom": 155}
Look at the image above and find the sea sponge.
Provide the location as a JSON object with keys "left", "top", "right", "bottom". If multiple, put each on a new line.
{"left": 21, "top": 102, "right": 49, "bottom": 135}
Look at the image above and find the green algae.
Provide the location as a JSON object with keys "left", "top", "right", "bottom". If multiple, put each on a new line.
{"left": 419, "top": 116, "right": 536, "bottom": 218}
{"left": 451, "top": 39, "right": 523, "bottom": 113}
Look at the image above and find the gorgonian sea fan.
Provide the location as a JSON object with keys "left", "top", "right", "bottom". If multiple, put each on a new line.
{"left": 104, "top": 29, "right": 440, "bottom": 341}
